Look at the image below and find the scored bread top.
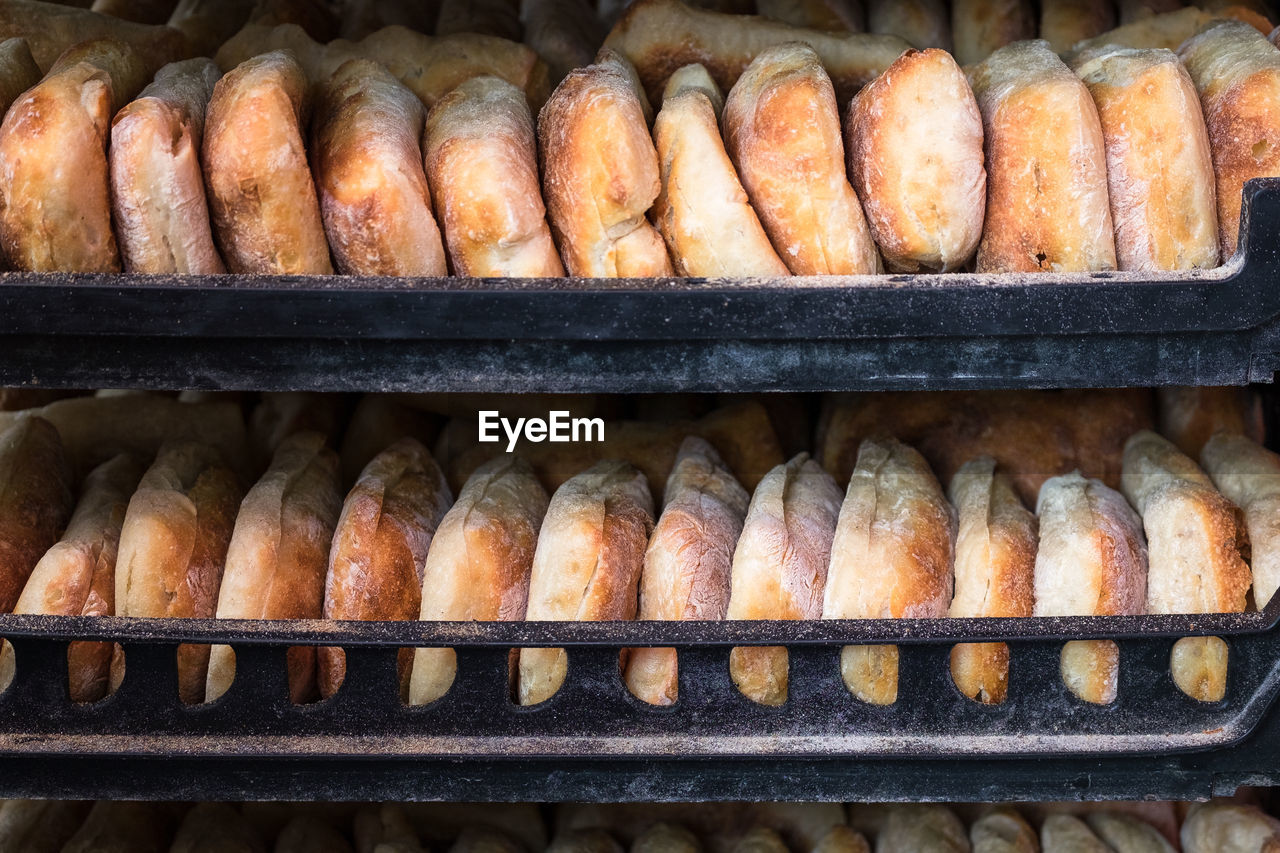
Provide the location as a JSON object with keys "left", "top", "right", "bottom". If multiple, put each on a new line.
{"left": 948, "top": 456, "right": 1037, "bottom": 619}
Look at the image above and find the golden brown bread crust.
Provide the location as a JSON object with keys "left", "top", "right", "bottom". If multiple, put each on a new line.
{"left": 1158, "top": 386, "right": 1265, "bottom": 459}
{"left": 877, "top": 806, "right": 969, "bottom": 853}
{"left": 539, "top": 49, "right": 672, "bottom": 278}
{"left": 1041, "top": 814, "right": 1113, "bottom": 853}
{"left": 728, "top": 454, "right": 841, "bottom": 706}
{"left": 0, "top": 417, "right": 74, "bottom": 614}
{"left": 110, "top": 57, "right": 225, "bottom": 275}
{"left": 313, "top": 58, "right": 446, "bottom": 277}
{"left": 971, "top": 808, "right": 1039, "bottom": 853}
{"left": 1202, "top": 432, "right": 1280, "bottom": 608}
{"left": 868, "top": 0, "right": 950, "bottom": 50}
{"left": 1071, "top": 46, "right": 1219, "bottom": 272}
{"left": 0, "top": 800, "right": 92, "bottom": 853}
{"left": 824, "top": 437, "right": 954, "bottom": 706}
{"left": 92, "top": 0, "right": 179, "bottom": 24}
{"left": 203, "top": 50, "right": 332, "bottom": 275}
{"left": 969, "top": 40, "right": 1116, "bottom": 273}
{"left": 0, "top": 38, "right": 39, "bottom": 118}
{"left": 1039, "top": 0, "right": 1115, "bottom": 54}
{"left": 1071, "top": 7, "right": 1246, "bottom": 56}
{"left": 321, "top": 437, "right": 451, "bottom": 700}
{"left": 1085, "top": 812, "right": 1177, "bottom": 853}
{"left": 170, "top": 803, "right": 266, "bottom": 853}
{"left": 664, "top": 61, "right": 724, "bottom": 114}
{"left": 948, "top": 456, "right": 1036, "bottom": 705}
{"left": 813, "top": 826, "right": 871, "bottom": 853}
{"left": 0, "top": 0, "right": 186, "bottom": 73}
{"left": 604, "top": 0, "right": 911, "bottom": 106}
{"left": 846, "top": 47, "right": 984, "bottom": 272}
{"left": 756, "top": 0, "right": 863, "bottom": 31}
{"left": 625, "top": 437, "right": 749, "bottom": 706}
{"left": 408, "top": 455, "right": 548, "bottom": 706}
{"left": 723, "top": 43, "right": 879, "bottom": 276}
{"left": 518, "top": 460, "right": 653, "bottom": 705}
{"left": 0, "top": 38, "right": 147, "bottom": 273}
{"left": 206, "top": 432, "right": 341, "bottom": 705}
{"left": 732, "top": 830, "right": 789, "bottom": 853}
{"left": 1181, "top": 803, "right": 1280, "bottom": 853}
{"left": 423, "top": 75, "right": 565, "bottom": 278}
{"left": 632, "top": 824, "right": 701, "bottom": 853}
{"left": 521, "top": 0, "right": 603, "bottom": 85}
{"left": 950, "top": 0, "right": 1034, "bottom": 66}
{"left": 1180, "top": 21, "right": 1280, "bottom": 260}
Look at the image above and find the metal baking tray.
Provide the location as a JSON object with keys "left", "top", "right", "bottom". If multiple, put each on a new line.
{"left": 2, "top": 181, "right": 1279, "bottom": 394}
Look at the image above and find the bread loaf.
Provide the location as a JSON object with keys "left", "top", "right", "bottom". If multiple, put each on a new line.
{"left": 633, "top": 824, "right": 702, "bottom": 853}
{"left": 1202, "top": 432, "right": 1280, "bottom": 608}
{"left": 732, "top": 830, "right": 789, "bottom": 853}
{"left": 339, "top": 395, "right": 442, "bottom": 488}
{"left": 624, "top": 437, "right": 749, "bottom": 706}
{"left": 59, "top": 802, "right": 175, "bottom": 853}
{"left": 0, "top": 800, "right": 91, "bottom": 853}
{"left": 1072, "top": 7, "right": 1223, "bottom": 55}
{"left": 436, "top": 0, "right": 521, "bottom": 40}
{"left": 1118, "top": 0, "right": 1184, "bottom": 24}
{"left": 728, "top": 454, "right": 841, "bottom": 706}
{"left": 320, "top": 438, "right": 451, "bottom": 700}
{"left": 0, "top": 0, "right": 186, "bottom": 72}
{"left": 951, "top": 0, "right": 1034, "bottom": 66}
{"left": 110, "top": 57, "right": 225, "bottom": 275}
{"left": 877, "top": 806, "right": 969, "bottom": 853}
{"left": 423, "top": 75, "right": 565, "bottom": 277}
{"left": 948, "top": 457, "right": 1037, "bottom": 705}
{"left": 313, "top": 58, "right": 446, "bottom": 277}
{"left": 1035, "top": 471, "right": 1147, "bottom": 704}
{"left": 867, "top": 0, "right": 950, "bottom": 50}
{"left": 1180, "top": 21, "right": 1280, "bottom": 259}
{"left": 971, "top": 809, "right": 1038, "bottom": 853}
{"left": 1071, "top": 47, "right": 1219, "bottom": 272}
{"left": 115, "top": 440, "right": 243, "bottom": 704}
{"left": 0, "top": 417, "right": 73, "bottom": 615}
{"left": 756, "top": 0, "right": 862, "bottom": 31}
{"left": 170, "top": 803, "right": 266, "bottom": 853}
{"left": 539, "top": 49, "right": 672, "bottom": 277}
{"left": 450, "top": 828, "right": 526, "bottom": 853}
{"left": 0, "top": 38, "right": 39, "bottom": 118}
{"left": 355, "top": 805, "right": 425, "bottom": 853}
{"left": 521, "top": 0, "right": 604, "bottom": 85}
{"left": 558, "top": 803, "right": 844, "bottom": 853}
{"left": 517, "top": 460, "right": 653, "bottom": 705}
{"left": 1041, "top": 815, "right": 1112, "bottom": 853}
{"left": 723, "top": 43, "right": 879, "bottom": 276}
{"left": 0, "top": 39, "right": 146, "bottom": 272}
{"left": 1180, "top": 803, "right": 1280, "bottom": 853}
{"left": 846, "top": 47, "right": 984, "bottom": 272}
{"left": 1158, "top": 386, "right": 1264, "bottom": 459}
{"left": 1040, "top": 0, "right": 1115, "bottom": 54}
{"left": 548, "top": 831, "right": 625, "bottom": 853}
{"left": 970, "top": 40, "right": 1116, "bottom": 273}
{"left": 203, "top": 50, "right": 332, "bottom": 275}
{"left": 664, "top": 61, "right": 723, "bottom": 114}
{"left": 813, "top": 827, "right": 871, "bottom": 853}
{"left": 167, "top": 0, "right": 257, "bottom": 58}
{"left": 408, "top": 455, "right": 548, "bottom": 705}
{"left": 1086, "top": 813, "right": 1177, "bottom": 853}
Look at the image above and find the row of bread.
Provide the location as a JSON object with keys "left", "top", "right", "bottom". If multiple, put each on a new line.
{"left": 0, "top": 387, "right": 1262, "bottom": 707}
{"left": 1, "top": 798, "right": 1276, "bottom": 853}
{"left": 3, "top": 1, "right": 1280, "bottom": 279}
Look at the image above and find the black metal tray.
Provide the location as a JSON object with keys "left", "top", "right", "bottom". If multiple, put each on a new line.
{"left": 3, "top": 600, "right": 1280, "bottom": 802}
{"left": 3, "top": 182, "right": 1280, "bottom": 394}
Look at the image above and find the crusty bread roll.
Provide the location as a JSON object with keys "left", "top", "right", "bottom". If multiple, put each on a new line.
{"left": 846, "top": 47, "right": 984, "bottom": 272}
{"left": 1180, "top": 20, "right": 1280, "bottom": 259}
{"left": 653, "top": 66, "right": 790, "bottom": 277}
{"left": 948, "top": 457, "right": 1037, "bottom": 705}
{"left": 109, "top": 57, "right": 225, "bottom": 275}
{"left": 338, "top": 0, "right": 438, "bottom": 39}
{"left": 1072, "top": 7, "right": 1231, "bottom": 55}
{"left": 408, "top": 455, "right": 548, "bottom": 705}
{"left": 539, "top": 49, "right": 672, "bottom": 277}
{"left": 166, "top": 0, "right": 256, "bottom": 57}
{"left": 1202, "top": 432, "right": 1280, "bottom": 608}
{"left": 867, "top": 0, "right": 950, "bottom": 50}
{"left": 559, "top": 804, "right": 844, "bottom": 853}
{"left": 248, "top": 392, "right": 345, "bottom": 473}
{"left": 1118, "top": 0, "right": 1183, "bottom": 24}
{"left": 0, "top": 800, "right": 91, "bottom": 853}
{"left": 206, "top": 432, "right": 341, "bottom": 705}
{"left": 1180, "top": 803, "right": 1280, "bottom": 853}
{"left": 59, "top": 801, "right": 175, "bottom": 853}
{"left": 339, "top": 395, "right": 442, "bottom": 488}
{"left": 275, "top": 818, "right": 355, "bottom": 853}
{"left": 0, "top": 38, "right": 146, "bottom": 273}
{"left": 313, "top": 58, "right": 446, "bottom": 277}
{"left": 450, "top": 828, "right": 526, "bottom": 853}
{"left": 1040, "top": 0, "right": 1114, "bottom": 54}
{"left": 824, "top": 437, "right": 954, "bottom": 705}
{"left": 355, "top": 805, "right": 425, "bottom": 853}
{"left": 0, "top": 417, "right": 72, "bottom": 615}
{"left": 423, "top": 75, "right": 565, "bottom": 277}
{"left": 664, "top": 61, "right": 724, "bottom": 115}
{"left": 1041, "top": 815, "right": 1111, "bottom": 853}
{"left": 972, "top": 809, "right": 1038, "bottom": 853}
{"left": 0, "top": 453, "right": 141, "bottom": 703}
{"left": 1070, "top": 46, "right": 1219, "bottom": 272}
{"left": 549, "top": 831, "right": 626, "bottom": 853}
{"left": 517, "top": 460, "right": 654, "bottom": 705}
{"left": 170, "top": 803, "right": 266, "bottom": 853}
{"left": 732, "top": 830, "right": 789, "bottom": 853}
{"left": 813, "top": 827, "right": 871, "bottom": 853}
{"left": 0, "top": 0, "right": 186, "bottom": 72}
{"left": 320, "top": 437, "right": 451, "bottom": 700}
{"left": 1158, "top": 386, "right": 1265, "bottom": 459}
{"left": 521, "top": 0, "right": 603, "bottom": 85}
{"left": 877, "top": 806, "right": 969, "bottom": 853}
{"left": 436, "top": 0, "right": 521, "bottom": 39}
{"left": 756, "top": 0, "right": 862, "bottom": 31}
{"left": 951, "top": 0, "right": 1034, "bottom": 66}
{"left": 723, "top": 43, "right": 879, "bottom": 276}
{"left": 1035, "top": 471, "right": 1147, "bottom": 704}
{"left": 728, "top": 453, "right": 841, "bottom": 706}
{"left": 633, "top": 824, "right": 702, "bottom": 853}
{"left": 400, "top": 804, "right": 547, "bottom": 852}
{"left": 203, "top": 50, "right": 331, "bottom": 275}
{"left": 0, "top": 38, "right": 39, "bottom": 118}
{"left": 624, "top": 437, "right": 749, "bottom": 706}
{"left": 603, "top": 0, "right": 911, "bottom": 105}
{"left": 1122, "top": 430, "right": 1250, "bottom": 702}
{"left": 1086, "top": 813, "right": 1176, "bottom": 853}
{"left": 91, "top": 0, "right": 178, "bottom": 24}
{"left": 970, "top": 40, "right": 1116, "bottom": 273}
{"left": 115, "top": 440, "right": 243, "bottom": 705}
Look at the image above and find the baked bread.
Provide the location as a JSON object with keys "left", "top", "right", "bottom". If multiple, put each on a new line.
{"left": 114, "top": 440, "right": 243, "bottom": 705}
{"left": 355, "top": 805, "right": 425, "bottom": 853}
{"left": 548, "top": 831, "right": 625, "bottom": 853}
{"left": 539, "top": 49, "right": 672, "bottom": 278}
{"left": 0, "top": 0, "right": 186, "bottom": 72}
{"left": 1086, "top": 813, "right": 1177, "bottom": 853}
{"left": 320, "top": 437, "right": 451, "bottom": 700}
{"left": 313, "top": 58, "right": 446, "bottom": 277}
{"left": 971, "top": 809, "right": 1038, "bottom": 853}
{"left": 0, "top": 417, "right": 72, "bottom": 615}
{"left": 948, "top": 456, "right": 1037, "bottom": 705}
{"left": 950, "top": 0, "right": 1034, "bottom": 66}
{"left": 1180, "top": 803, "right": 1280, "bottom": 853}
{"left": 633, "top": 824, "right": 702, "bottom": 853}
{"left": 339, "top": 395, "right": 443, "bottom": 488}
{"left": 970, "top": 40, "right": 1116, "bottom": 273}
{"left": 248, "top": 392, "right": 346, "bottom": 473}
{"left": 110, "top": 57, "right": 225, "bottom": 275}
{"left": 813, "top": 827, "right": 872, "bottom": 853}
{"left": 423, "top": 74, "right": 565, "bottom": 277}
{"left": 1041, "top": 815, "right": 1112, "bottom": 853}
{"left": 167, "top": 0, "right": 257, "bottom": 57}
{"left": 0, "top": 800, "right": 91, "bottom": 853}
{"left": 732, "top": 830, "right": 789, "bottom": 853}
{"left": 517, "top": 460, "right": 653, "bottom": 706}
{"left": 337, "top": 0, "right": 439, "bottom": 39}
{"left": 755, "top": 0, "right": 862, "bottom": 31}
{"left": 1180, "top": 21, "right": 1280, "bottom": 259}
{"left": 0, "top": 38, "right": 39, "bottom": 118}
{"left": 91, "top": 0, "right": 179, "bottom": 24}
{"left": 59, "top": 802, "right": 176, "bottom": 853}
{"left": 0, "top": 38, "right": 146, "bottom": 272}
{"left": 521, "top": 0, "right": 604, "bottom": 85}
{"left": 1035, "top": 471, "right": 1147, "bottom": 704}
{"left": 727, "top": 453, "right": 842, "bottom": 706}
{"left": 558, "top": 803, "right": 844, "bottom": 853}
{"left": 824, "top": 437, "right": 954, "bottom": 706}
{"left": 877, "top": 806, "right": 969, "bottom": 853}
{"left": 203, "top": 50, "right": 332, "bottom": 275}
{"left": 450, "top": 828, "right": 526, "bottom": 853}
{"left": 664, "top": 61, "right": 724, "bottom": 115}
{"left": 400, "top": 804, "right": 548, "bottom": 852}
{"left": 867, "top": 0, "right": 950, "bottom": 50}
{"left": 170, "top": 803, "right": 266, "bottom": 853}
{"left": 1158, "top": 386, "right": 1265, "bottom": 459}
{"left": 1072, "top": 7, "right": 1232, "bottom": 55}
{"left": 624, "top": 437, "right": 749, "bottom": 706}
{"left": 1118, "top": 0, "right": 1184, "bottom": 24}
{"left": 1071, "top": 46, "right": 1219, "bottom": 272}
{"left": 653, "top": 66, "right": 790, "bottom": 277}
{"left": 408, "top": 455, "right": 548, "bottom": 706}
{"left": 1202, "top": 432, "right": 1280, "bottom": 608}
{"left": 603, "top": 0, "right": 911, "bottom": 105}
{"left": 206, "top": 432, "right": 341, "bottom": 705}
{"left": 435, "top": 0, "right": 521, "bottom": 39}
{"left": 1040, "top": 0, "right": 1114, "bottom": 54}
{"left": 723, "top": 43, "right": 879, "bottom": 276}
{"left": 846, "top": 47, "right": 985, "bottom": 272}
